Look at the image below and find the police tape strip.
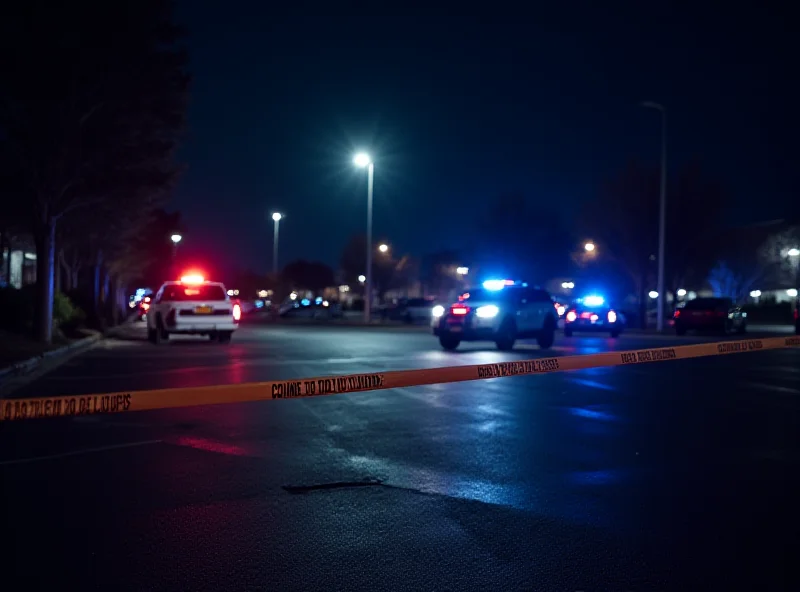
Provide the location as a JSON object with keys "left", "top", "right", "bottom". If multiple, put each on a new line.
{"left": 2, "top": 336, "right": 799, "bottom": 422}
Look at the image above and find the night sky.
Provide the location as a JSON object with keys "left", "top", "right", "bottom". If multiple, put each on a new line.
{"left": 171, "top": 5, "right": 797, "bottom": 278}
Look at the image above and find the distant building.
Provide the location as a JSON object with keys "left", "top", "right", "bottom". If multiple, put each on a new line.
{"left": 0, "top": 233, "right": 37, "bottom": 289}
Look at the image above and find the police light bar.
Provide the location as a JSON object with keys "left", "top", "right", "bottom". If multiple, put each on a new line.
{"left": 483, "top": 279, "right": 516, "bottom": 291}
{"left": 582, "top": 295, "right": 605, "bottom": 307}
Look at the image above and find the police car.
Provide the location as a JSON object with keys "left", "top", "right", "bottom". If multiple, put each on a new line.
{"left": 147, "top": 274, "right": 241, "bottom": 344}
{"left": 431, "top": 279, "right": 558, "bottom": 351}
{"left": 563, "top": 295, "right": 625, "bottom": 338}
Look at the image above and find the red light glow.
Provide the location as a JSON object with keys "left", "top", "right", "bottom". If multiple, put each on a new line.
{"left": 451, "top": 306, "right": 469, "bottom": 316}
{"left": 180, "top": 274, "right": 205, "bottom": 284}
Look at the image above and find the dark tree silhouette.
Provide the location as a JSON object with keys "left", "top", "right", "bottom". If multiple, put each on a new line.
{"left": 0, "top": 0, "right": 189, "bottom": 342}
{"left": 282, "top": 260, "right": 335, "bottom": 293}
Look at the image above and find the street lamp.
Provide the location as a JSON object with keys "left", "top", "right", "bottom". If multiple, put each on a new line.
{"left": 584, "top": 242, "right": 595, "bottom": 252}
{"left": 358, "top": 275, "right": 366, "bottom": 284}
{"left": 170, "top": 233, "right": 182, "bottom": 261}
{"left": 354, "top": 152, "right": 375, "bottom": 323}
{"left": 649, "top": 291, "right": 659, "bottom": 299}
{"left": 456, "top": 267, "right": 469, "bottom": 275}
{"left": 789, "top": 248, "right": 800, "bottom": 257}
{"left": 641, "top": 101, "right": 667, "bottom": 332}
{"left": 271, "top": 212, "right": 282, "bottom": 276}
{"left": 378, "top": 243, "right": 389, "bottom": 253}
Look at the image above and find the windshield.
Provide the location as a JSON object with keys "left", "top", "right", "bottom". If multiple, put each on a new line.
{"left": 460, "top": 288, "right": 520, "bottom": 302}
{"left": 684, "top": 298, "right": 732, "bottom": 311}
{"left": 162, "top": 284, "right": 227, "bottom": 301}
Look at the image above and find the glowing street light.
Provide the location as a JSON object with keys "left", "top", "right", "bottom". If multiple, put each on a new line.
{"left": 271, "top": 212, "right": 283, "bottom": 275}
{"left": 789, "top": 248, "right": 800, "bottom": 257}
{"left": 378, "top": 243, "right": 389, "bottom": 253}
{"left": 561, "top": 281, "right": 575, "bottom": 289}
{"left": 749, "top": 290, "right": 761, "bottom": 298}
{"left": 584, "top": 242, "right": 595, "bottom": 252}
{"left": 456, "top": 267, "right": 469, "bottom": 275}
{"left": 170, "top": 233, "right": 182, "bottom": 262}
{"left": 677, "top": 288, "right": 687, "bottom": 297}
{"left": 648, "top": 291, "right": 659, "bottom": 299}
{"left": 170, "top": 234, "right": 182, "bottom": 244}
{"left": 358, "top": 275, "right": 366, "bottom": 284}
{"left": 354, "top": 151, "right": 375, "bottom": 323}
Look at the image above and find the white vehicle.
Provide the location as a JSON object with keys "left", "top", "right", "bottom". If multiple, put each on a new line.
{"left": 431, "top": 279, "right": 558, "bottom": 351}
{"left": 147, "top": 275, "right": 241, "bottom": 344}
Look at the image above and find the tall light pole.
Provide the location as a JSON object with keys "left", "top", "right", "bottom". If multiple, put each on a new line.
{"left": 354, "top": 152, "right": 374, "bottom": 323}
{"left": 642, "top": 101, "right": 667, "bottom": 331}
{"left": 271, "top": 213, "right": 282, "bottom": 276}
{"left": 170, "top": 233, "right": 182, "bottom": 260}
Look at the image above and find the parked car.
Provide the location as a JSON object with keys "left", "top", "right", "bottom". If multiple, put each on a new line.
{"left": 673, "top": 297, "right": 746, "bottom": 335}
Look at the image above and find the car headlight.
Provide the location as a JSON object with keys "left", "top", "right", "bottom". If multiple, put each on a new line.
{"left": 607, "top": 310, "right": 617, "bottom": 323}
{"left": 566, "top": 310, "right": 577, "bottom": 322}
{"left": 432, "top": 305, "right": 445, "bottom": 318}
{"left": 476, "top": 305, "right": 499, "bottom": 318}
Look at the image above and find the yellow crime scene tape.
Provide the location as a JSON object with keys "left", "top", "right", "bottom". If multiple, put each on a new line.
{"left": 2, "top": 336, "right": 799, "bottom": 422}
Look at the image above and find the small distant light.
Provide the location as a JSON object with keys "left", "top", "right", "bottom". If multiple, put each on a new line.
{"left": 170, "top": 234, "right": 182, "bottom": 244}
{"left": 258, "top": 290, "right": 268, "bottom": 298}
{"left": 272, "top": 212, "right": 282, "bottom": 222}
{"left": 339, "top": 285, "right": 350, "bottom": 292}
{"left": 315, "top": 296, "right": 323, "bottom": 305}
{"left": 788, "top": 248, "right": 800, "bottom": 257}
{"left": 456, "top": 266, "right": 469, "bottom": 275}
{"left": 556, "top": 305, "right": 566, "bottom": 316}
{"left": 233, "top": 290, "right": 239, "bottom": 296}
{"left": 648, "top": 291, "right": 659, "bottom": 299}
{"left": 322, "top": 300, "right": 330, "bottom": 307}
{"left": 787, "top": 288, "right": 798, "bottom": 298}
{"left": 749, "top": 290, "right": 761, "bottom": 298}
{"left": 584, "top": 242, "right": 595, "bottom": 252}
{"left": 590, "top": 314, "right": 599, "bottom": 322}
{"left": 290, "top": 292, "right": 297, "bottom": 300}
{"left": 227, "top": 289, "right": 234, "bottom": 296}
{"left": 301, "top": 298, "right": 310, "bottom": 306}
{"left": 378, "top": 244, "right": 389, "bottom": 253}
{"left": 432, "top": 305, "right": 445, "bottom": 318}
{"left": 358, "top": 275, "right": 366, "bottom": 283}
{"left": 566, "top": 310, "right": 577, "bottom": 323}
{"left": 677, "top": 289, "right": 687, "bottom": 297}
{"left": 607, "top": 310, "right": 617, "bottom": 323}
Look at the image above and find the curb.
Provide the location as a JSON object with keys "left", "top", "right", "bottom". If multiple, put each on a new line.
{"left": 0, "top": 331, "right": 103, "bottom": 383}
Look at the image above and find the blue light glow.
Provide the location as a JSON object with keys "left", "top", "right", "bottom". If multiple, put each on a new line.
{"left": 483, "top": 279, "right": 514, "bottom": 291}
{"left": 315, "top": 296, "right": 323, "bottom": 305}
{"left": 583, "top": 295, "right": 604, "bottom": 307}
{"left": 300, "top": 298, "right": 311, "bottom": 306}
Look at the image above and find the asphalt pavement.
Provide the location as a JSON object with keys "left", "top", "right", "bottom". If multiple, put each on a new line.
{"left": 1, "top": 322, "right": 798, "bottom": 591}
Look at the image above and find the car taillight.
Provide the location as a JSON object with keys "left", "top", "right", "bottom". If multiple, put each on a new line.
{"left": 451, "top": 305, "right": 470, "bottom": 316}
{"left": 566, "top": 310, "right": 577, "bottom": 322}
{"left": 674, "top": 309, "right": 681, "bottom": 318}
{"left": 141, "top": 302, "right": 150, "bottom": 311}
{"left": 233, "top": 303, "right": 241, "bottom": 322}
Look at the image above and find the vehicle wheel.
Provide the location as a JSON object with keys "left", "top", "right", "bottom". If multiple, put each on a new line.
{"left": 610, "top": 329, "right": 621, "bottom": 338}
{"left": 439, "top": 335, "right": 461, "bottom": 351}
{"left": 675, "top": 324, "right": 687, "bottom": 336}
{"left": 495, "top": 318, "right": 517, "bottom": 351}
{"left": 218, "top": 331, "right": 232, "bottom": 344}
{"left": 536, "top": 316, "right": 556, "bottom": 349}
{"left": 564, "top": 327, "right": 573, "bottom": 337}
